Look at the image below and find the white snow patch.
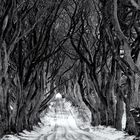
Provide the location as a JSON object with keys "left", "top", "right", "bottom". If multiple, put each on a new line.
{"left": 90, "top": 125, "right": 135, "bottom": 140}
{"left": 122, "top": 102, "right": 126, "bottom": 129}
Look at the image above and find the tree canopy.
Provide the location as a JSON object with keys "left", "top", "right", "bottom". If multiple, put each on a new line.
{"left": 0, "top": 0, "right": 140, "bottom": 137}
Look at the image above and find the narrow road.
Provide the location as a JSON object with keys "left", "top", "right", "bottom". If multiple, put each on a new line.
{"left": 33, "top": 99, "right": 109, "bottom": 140}
{"left": 1, "top": 98, "right": 135, "bottom": 140}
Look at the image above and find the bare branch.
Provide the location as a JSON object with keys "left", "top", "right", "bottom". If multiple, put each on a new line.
{"left": 130, "top": 0, "right": 140, "bottom": 10}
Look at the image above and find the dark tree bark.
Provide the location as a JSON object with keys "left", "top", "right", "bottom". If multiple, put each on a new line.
{"left": 124, "top": 78, "right": 138, "bottom": 135}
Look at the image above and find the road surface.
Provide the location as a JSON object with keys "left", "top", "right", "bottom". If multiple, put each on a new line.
{"left": 19, "top": 99, "right": 109, "bottom": 140}
{"left": 2, "top": 98, "right": 134, "bottom": 140}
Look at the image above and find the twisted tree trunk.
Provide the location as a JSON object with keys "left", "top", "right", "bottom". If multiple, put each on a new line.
{"left": 0, "top": 41, "right": 10, "bottom": 135}
{"left": 124, "top": 78, "right": 138, "bottom": 135}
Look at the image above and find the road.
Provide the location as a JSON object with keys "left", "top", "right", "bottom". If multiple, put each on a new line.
{"left": 32, "top": 99, "right": 109, "bottom": 140}
{"left": 2, "top": 98, "right": 134, "bottom": 140}
{"left": 1, "top": 98, "right": 135, "bottom": 140}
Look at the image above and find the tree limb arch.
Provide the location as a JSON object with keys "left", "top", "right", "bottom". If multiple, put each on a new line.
{"left": 113, "top": 0, "right": 140, "bottom": 76}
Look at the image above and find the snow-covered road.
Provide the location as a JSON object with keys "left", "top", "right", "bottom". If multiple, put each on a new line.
{"left": 2, "top": 98, "right": 135, "bottom": 140}
{"left": 17, "top": 99, "right": 110, "bottom": 140}
{"left": 35, "top": 102, "right": 108, "bottom": 140}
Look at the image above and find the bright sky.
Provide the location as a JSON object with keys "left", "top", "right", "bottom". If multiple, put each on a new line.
{"left": 55, "top": 93, "right": 62, "bottom": 99}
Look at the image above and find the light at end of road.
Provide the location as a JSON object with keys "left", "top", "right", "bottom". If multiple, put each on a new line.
{"left": 55, "top": 93, "right": 62, "bottom": 99}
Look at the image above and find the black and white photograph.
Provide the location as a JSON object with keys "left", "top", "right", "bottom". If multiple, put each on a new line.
{"left": 0, "top": 0, "right": 140, "bottom": 139}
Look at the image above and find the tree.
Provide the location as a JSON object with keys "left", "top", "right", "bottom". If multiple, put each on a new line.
{"left": 1, "top": 0, "right": 140, "bottom": 137}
